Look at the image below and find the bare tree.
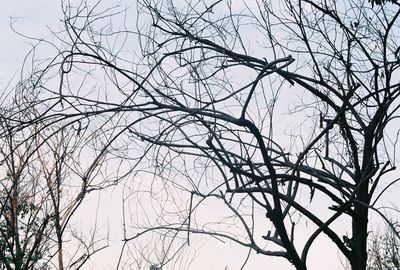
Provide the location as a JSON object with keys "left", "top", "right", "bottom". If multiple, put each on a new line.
{"left": 3, "top": 0, "right": 400, "bottom": 269}
{"left": 0, "top": 76, "right": 109, "bottom": 269}
{"left": 368, "top": 220, "right": 400, "bottom": 270}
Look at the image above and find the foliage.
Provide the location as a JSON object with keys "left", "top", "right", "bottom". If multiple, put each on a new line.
{"left": 368, "top": 223, "right": 400, "bottom": 270}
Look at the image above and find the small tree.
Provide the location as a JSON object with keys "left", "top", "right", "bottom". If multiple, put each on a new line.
{"left": 368, "top": 222, "right": 400, "bottom": 270}
{"left": 0, "top": 77, "right": 109, "bottom": 269}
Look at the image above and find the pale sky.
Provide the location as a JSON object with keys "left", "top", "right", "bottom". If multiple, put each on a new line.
{"left": 0, "top": 0, "right": 60, "bottom": 81}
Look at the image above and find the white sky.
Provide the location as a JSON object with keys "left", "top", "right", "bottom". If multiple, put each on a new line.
{"left": 0, "top": 0, "right": 60, "bottom": 82}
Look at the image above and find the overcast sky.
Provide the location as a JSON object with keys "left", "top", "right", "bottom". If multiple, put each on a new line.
{"left": 0, "top": 0, "right": 60, "bottom": 86}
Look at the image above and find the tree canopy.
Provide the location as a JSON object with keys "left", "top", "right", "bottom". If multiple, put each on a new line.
{"left": 2, "top": 0, "right": 400, "bottom": 269}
